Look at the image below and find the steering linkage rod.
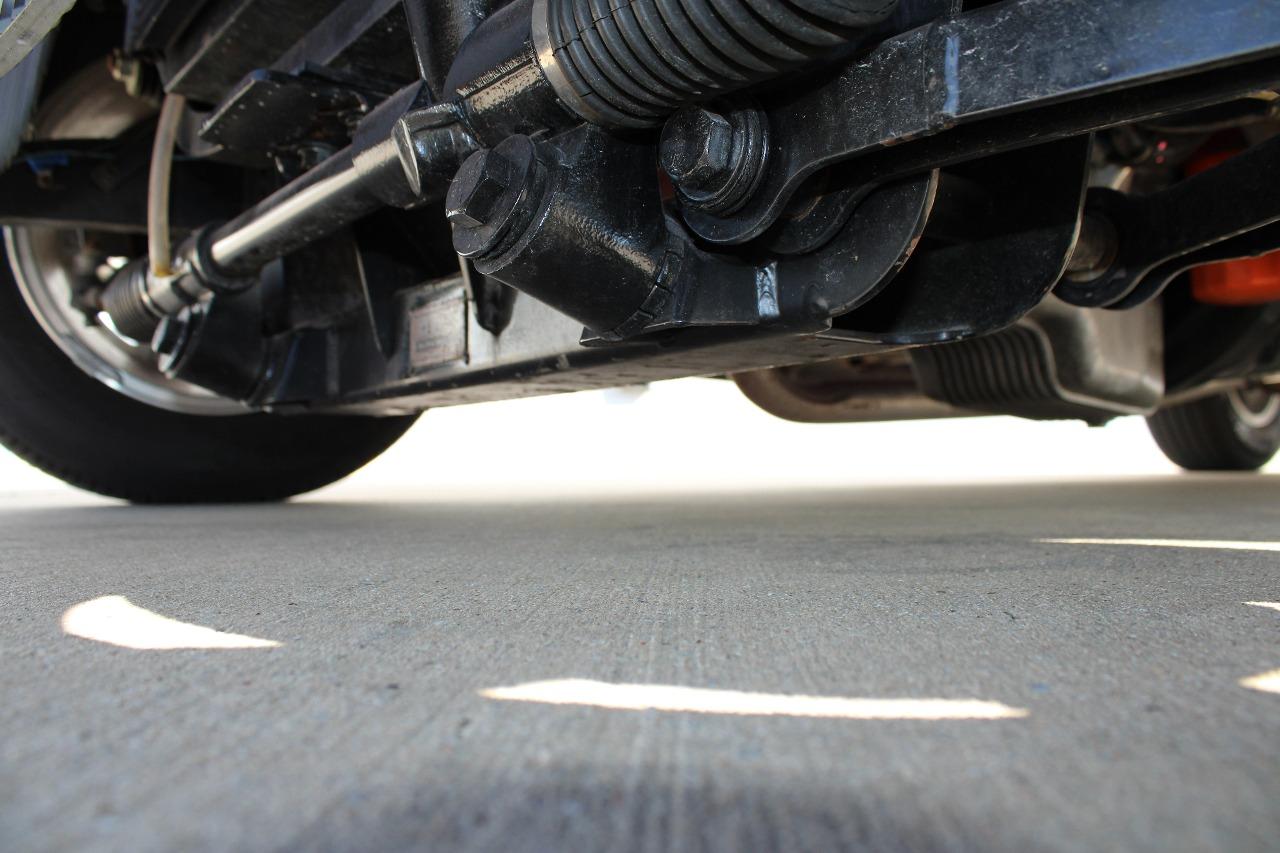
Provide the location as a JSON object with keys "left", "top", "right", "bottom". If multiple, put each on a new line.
{"left": 100, "top": 0, "right": 901, "bottom": 342}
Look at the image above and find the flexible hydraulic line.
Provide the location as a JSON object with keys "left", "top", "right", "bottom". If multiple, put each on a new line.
{"left": 147, "top": 92, "right": 185, "bottom": 277}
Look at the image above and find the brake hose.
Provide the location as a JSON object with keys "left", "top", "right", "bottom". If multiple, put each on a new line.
{"left": 147, "top": 92, "right": 185, "bottom": 277}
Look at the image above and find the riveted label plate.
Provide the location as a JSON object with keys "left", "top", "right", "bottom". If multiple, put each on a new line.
{"left": 408, "top": 289, "right": 467, "bottom": 371}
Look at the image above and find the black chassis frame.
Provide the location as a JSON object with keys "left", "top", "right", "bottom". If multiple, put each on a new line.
{"left": 7, "top": 0, "right": 1280, "bottom": 415}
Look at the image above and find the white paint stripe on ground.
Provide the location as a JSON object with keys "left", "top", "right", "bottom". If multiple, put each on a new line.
{"left": 1040, "top": 538, "right": 1280, "bottom": 552}
{"left": 61, "top": 595, "right": 281, "bottom": 650}
{"left": 480, "top": 679, "right": 1028, "bottom": 720}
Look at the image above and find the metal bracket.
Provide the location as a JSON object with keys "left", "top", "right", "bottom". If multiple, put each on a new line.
{"left": 198, "top": 69, "right": 377, "bottom": 165}
{"left": 835, "top": 135, "right": 1092, "bottom": 345}
{"left": 682, "top": 0, "right": 1280, "bottom": 245}
{"left": 0, "top": 137, "right": 246, "bottom": 233}
{"left": 1056, "top": 134, "right": 1280, "bottom": 309}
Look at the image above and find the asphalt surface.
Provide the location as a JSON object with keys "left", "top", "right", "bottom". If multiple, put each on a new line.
{"left": 2, "top": 475, "right": 1278, "bottom": 853}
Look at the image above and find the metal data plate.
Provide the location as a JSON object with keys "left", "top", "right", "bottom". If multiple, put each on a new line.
{"left": 407, "top": 287, "right": 467, "bottom": 371}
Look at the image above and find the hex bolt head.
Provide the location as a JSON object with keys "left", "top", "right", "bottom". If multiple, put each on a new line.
{"left": 448, "top": 136, "right": 541, "bottom": 260}
{"left": 446, "top": 150, "right": 512, "bottom": 229}
{"left": 659, "top": 108, "right": 734, "bottom": 190}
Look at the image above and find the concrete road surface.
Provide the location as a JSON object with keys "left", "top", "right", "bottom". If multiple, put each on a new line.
{"left": 2, "top": 476, "right": 1278, "bottom": 852}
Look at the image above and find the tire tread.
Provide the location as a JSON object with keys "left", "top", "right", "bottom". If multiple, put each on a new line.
{"left": 1146, "top": 394, "right": 1279, "bottom": 472}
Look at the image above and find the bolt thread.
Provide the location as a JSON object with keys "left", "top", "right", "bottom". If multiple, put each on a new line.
{"left": 536, "top": 0, "right": 897, "bottom": 126}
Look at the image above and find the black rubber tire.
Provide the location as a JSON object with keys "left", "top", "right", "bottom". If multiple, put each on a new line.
{"left": 1146, "top": 390, "right": 1280, "bottom": 472}
{"left": 0, "top": 245, "right": 418, "bottom": 503}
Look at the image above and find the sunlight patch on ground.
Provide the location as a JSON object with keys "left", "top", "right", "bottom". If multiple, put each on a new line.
{"left": 1040, "top": 538, "right": 1280, "bottom": 552}
{"left": 1240, "top": 669, "right": 1280, "bottom": 694}
{"left": 1240, "top": 602, "right": 1280, "bottom": 694}
{"left": 480, "top": 679, "right": 1028, "bottom": 720}
{"left": 61, "top": 595, "right": 281, "bottom": 650}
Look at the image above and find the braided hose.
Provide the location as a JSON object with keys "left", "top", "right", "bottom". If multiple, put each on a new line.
{"left": 532, "top": 0, "right": 898, "bottom": 126}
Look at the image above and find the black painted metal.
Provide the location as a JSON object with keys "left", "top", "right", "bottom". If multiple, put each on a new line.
{"left": 158, "top": 0, "right": 349, "bottom": 104}
{"left": 198, "top": 70, "right": 374, "bottom": 164}
{"left": 682, "top": 0, "right": 1280, "bottom": 244}
{"left": 834, "top": 135, "right": 1092, "bottom": 345}
{"left": 154, "top": 0, "right": 1280, "bottom": 300}
{"left": 448, "top": 127, "right": 733, "bottom": 338}
{"left": 1114, "top": 224, "right": 1280, "bottom": 312}
{"left": 1056, "top": 135, "right": 1280, "bottom": 309}
{"left": 461, "top": 259, "right": 517, "bottom": 335}
{"left": 405, "top": 0, "right": 498, "bottom": 100}
{"left": 659, "top": 101, "right": 767, "bottom": 216}
{"left": 73, "top": 0, "right": 1280, "bottom": 415}
{"left": 273, "top": 0, "right": 418, "bottom": 88}
{"left": 441, "top": 0, "right": 576, "bottom": 143}
{"left": 125, "top": 0, "right": 215, "bottom": 53}
{"left": 156, "top": 291, "right": 269, "bottom": 400}
{"left": 1163, "top": 297, "right": 1280, "bottom": 395}
{"left": 0, "top": 138, "right": 244, "bottom": 233}
{"left": 772, "top": 172, "right": 937, "bottom": 322}
{"left": 449, "top": 121, "right": 941, "bottom": 343}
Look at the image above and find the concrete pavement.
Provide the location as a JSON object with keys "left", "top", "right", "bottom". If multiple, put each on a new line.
{"left": 1, "top": 476, "right": 1278, "bottom": 852}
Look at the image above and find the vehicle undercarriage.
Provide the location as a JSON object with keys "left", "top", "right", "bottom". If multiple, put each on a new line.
{"left": 2, "top": 0, "right": 1280, "bottom": 499}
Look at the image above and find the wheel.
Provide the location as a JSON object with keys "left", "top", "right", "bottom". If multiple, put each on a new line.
{"left": 1, "top": 229, "right": 418, "bottom": 503}
{"left": 1146, "top": 388, "right": 1280, "bottom": 472}
{"left": 0, "top": 61, "right": 416, "bottom": 503}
